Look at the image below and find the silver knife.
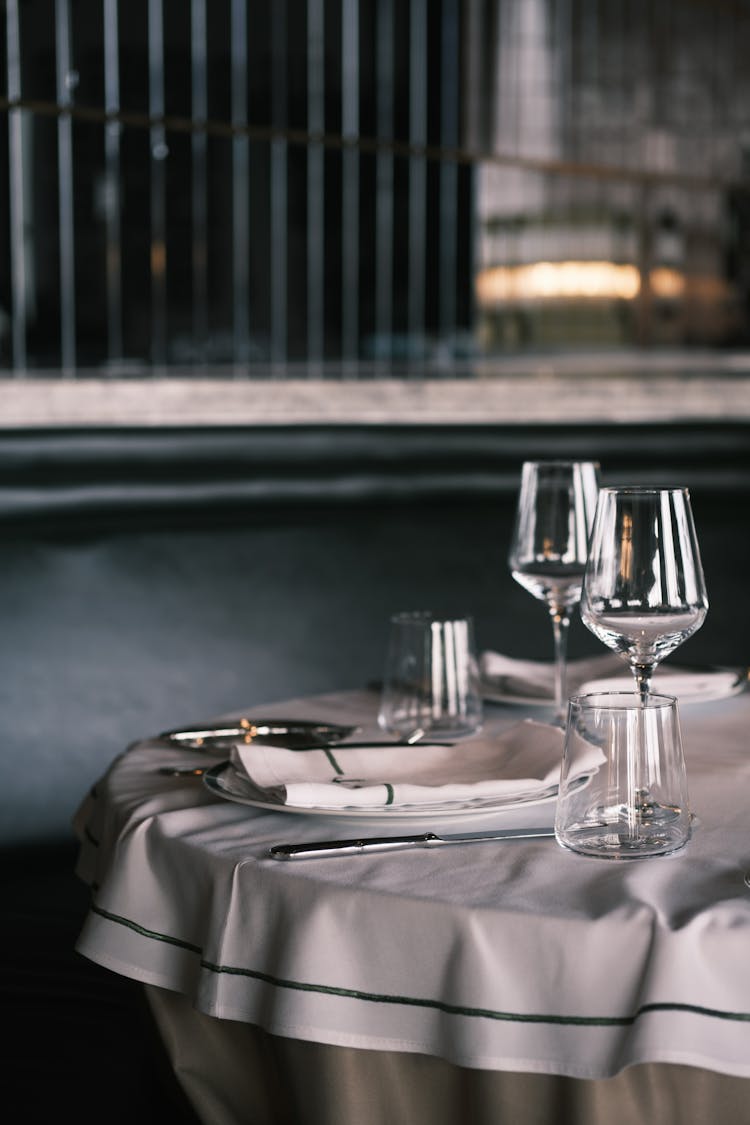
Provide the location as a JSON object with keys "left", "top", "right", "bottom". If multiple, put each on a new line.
{"left": 268, "top": 826, "right": 555, "bottom": 860}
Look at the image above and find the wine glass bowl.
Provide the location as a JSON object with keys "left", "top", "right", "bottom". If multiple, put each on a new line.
{"left": 508, "top": 461, "right": 601, "bottom": 716}
{"left": 580, "top": 486, "right": 708, "bottom": 702}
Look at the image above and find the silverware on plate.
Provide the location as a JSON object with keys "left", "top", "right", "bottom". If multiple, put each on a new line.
{"left": 158, "top": 765, "right": 211, "bottom": 777}
{"left": 158, "top": 718, "right": 361, "bottom": 751}
{"left": 156, "top": 723, "right": 439, "bottom": 761}
{"left": 156, "top": 729, "right": 444, "bottom": 775}
{"left": 278, "top": 737, "right": 455, "bottom": 752}
{"left": 268, "top": 826, "right": 556, "bottom": 859}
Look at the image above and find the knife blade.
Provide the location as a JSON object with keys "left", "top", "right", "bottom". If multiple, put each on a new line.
{"left": 280, "top": 738, "right": 456, "bottom": 751}
{"left": 268, "top": 825, "right": 556, "bottom": 859}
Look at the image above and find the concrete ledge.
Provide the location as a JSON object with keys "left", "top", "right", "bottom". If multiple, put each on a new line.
{"left": 2, "top": 368, "right": 750, "bottom": 426}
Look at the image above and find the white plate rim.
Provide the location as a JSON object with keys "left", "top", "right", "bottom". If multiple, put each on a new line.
{"left": 202, "top": 760, "right": 559, "bottom": 827}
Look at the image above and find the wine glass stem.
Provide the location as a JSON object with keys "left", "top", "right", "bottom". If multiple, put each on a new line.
{"left": 550, "top": 610, "right": 570, "bottom": 717}
{"left": 632, "top": 663, "right": 653, "bottom": 821}
{"left": 633, "top": 664, "right": 653, "bottom": 706}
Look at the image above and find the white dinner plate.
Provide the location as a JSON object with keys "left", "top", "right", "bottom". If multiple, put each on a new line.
{"left": 482, "top": 665, "right": 747, "bottom": 707}
{"left": 202, "top": 760, "right": 559, "bottom": 830}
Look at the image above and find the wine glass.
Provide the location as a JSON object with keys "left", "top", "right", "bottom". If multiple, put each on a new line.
{"left": 508, "top": 461, "right": 601, "bottom": 717}
{"left": 580, "top": 486, "right": 708, "bottom": 704}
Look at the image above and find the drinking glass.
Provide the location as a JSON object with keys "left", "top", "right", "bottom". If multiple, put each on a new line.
{"left": 508, "top": 461, "right": 601, "bottom": 717}
{"left": 555, "top": 691, "right": 691, "bottom": 859}
{"left": 377, "top": 612, "right": 483, "bottom": 739}
{"left": 580, "top": 487, "right": 708, "bottom": 703}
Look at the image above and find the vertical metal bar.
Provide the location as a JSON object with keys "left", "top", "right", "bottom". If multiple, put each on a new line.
{"left": 148, "top": 0, "right": 167, "bottom": 368}
{"left": 307, "top": 0, "right": 325, "bottom": 366}
{"left": 460, "top": 0, "right": 482, "bottom": 152}
{"left": 56, "top": 0, "right": 76, "bottom": 374}
{"left": 709, "top": 0, "right": 720, "bottom": 177}
{"left": 191, "top": 0, "right": 208, "bottom": 362}
{"left": 375, "top": 0, "right": 394, "bottom": 361}
{"left": 461, "top": 0, "right": 489, "bottom": 345}
{"left": 231, "top": 0, "right": 250, "bottom": 365}
{"left": 555, "top": 0, "right": 572, "bottom": 159}
{"left": 103, "top": 0, "right": 123, "bottom": 364}
{"left": 341, "top": 0, "right": 359, "bottom": 364}
{"left": 587, "top": 0, "right": 599, "bottom": 97}
{"left": 408, "top": 0, "right": 427, "bottom": 357}
{"left": 635, "top": 178, "right": 653, "bottom": 347}
{"left": 5, "top": 0, "right": 27, "bottom": 372}
{"left": 439, "top": 0, "right": 459, "bottom": 359}
{"left": 270, "top": 0, "right": 287, "bottom": 365}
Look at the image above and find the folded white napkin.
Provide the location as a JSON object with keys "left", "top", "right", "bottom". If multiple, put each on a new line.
{"left": 229, "top": 719, "right": 568, "bottom": 809}
{"left": 480, "top": 651, "right": 625, "bottom": 701}
{"left": 480, "top": 650, "right": 739, "bottom": 705}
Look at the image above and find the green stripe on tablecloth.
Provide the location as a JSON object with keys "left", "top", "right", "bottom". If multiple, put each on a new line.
{"left": 91, "top": 902, "right": 203, "bottom": 954}
{"left": 88, "top": 900, "right": 750, "bottom": 1028}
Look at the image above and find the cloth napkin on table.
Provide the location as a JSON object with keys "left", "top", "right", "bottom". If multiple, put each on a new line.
{"left": 577, "top": 669, "right": 741, "bottom": 704}
{"left": 229, "top": 719, "right": 569, "bottom": 810}
{"left": 480, "top": 651, "right": 625, "bottom": 701}
{"left": 480, "top": 650, "right": 740, "bottom": 705}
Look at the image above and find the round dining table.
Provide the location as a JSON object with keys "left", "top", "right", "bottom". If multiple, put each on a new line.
{"left": 73, "top": 685, "right": 750, "bottom": 1125}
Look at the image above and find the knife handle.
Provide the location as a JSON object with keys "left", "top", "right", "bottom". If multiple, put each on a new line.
{"left": 269, "top": 832, "right": 440, "bottom": 859}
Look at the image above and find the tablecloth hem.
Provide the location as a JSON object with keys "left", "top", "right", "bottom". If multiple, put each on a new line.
{"left": 74, "top": 941, "right": 199, "bottom": 996}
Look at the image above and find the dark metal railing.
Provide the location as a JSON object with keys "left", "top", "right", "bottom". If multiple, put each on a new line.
{"left": 1, "top": 0, "right": 748, "bottom": 378}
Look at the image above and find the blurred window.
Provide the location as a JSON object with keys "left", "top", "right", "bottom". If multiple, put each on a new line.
{"left": 0, "top": 0, "right": 748, "bottom": 379}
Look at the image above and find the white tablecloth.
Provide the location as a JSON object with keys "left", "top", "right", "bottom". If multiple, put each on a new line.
{"left": 73, "top": 688, "right": 750, "bottom": 1082}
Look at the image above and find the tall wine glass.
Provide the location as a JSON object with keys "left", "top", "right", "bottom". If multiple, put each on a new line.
{"left": 580, "top": 487, "right": 708, "bottom": 703}
{"left": 509, "top": 461, "right": 601, "bottom": 717}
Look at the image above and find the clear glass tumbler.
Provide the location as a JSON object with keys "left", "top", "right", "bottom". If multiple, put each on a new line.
{"left": 555, "top": 690, "right": 691, "bottom": 859}
{"left": 377, "top": 612, "right": 483, "bottom": 739}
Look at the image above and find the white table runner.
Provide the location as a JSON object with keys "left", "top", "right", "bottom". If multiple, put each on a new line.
{"left": 73, "top": 688, "right": 750, "bottom": 1080}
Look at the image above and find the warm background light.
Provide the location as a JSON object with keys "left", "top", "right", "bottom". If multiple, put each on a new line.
{"left": 475, "top": 261, "right": 642, "bottom": 304}
{"left": 649, "top": 268, "right": 686, "bottom": 299}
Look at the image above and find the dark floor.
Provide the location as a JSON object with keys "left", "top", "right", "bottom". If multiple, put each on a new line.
{"left": 1, "top": 840, "right": 201, "bottom": 1125}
